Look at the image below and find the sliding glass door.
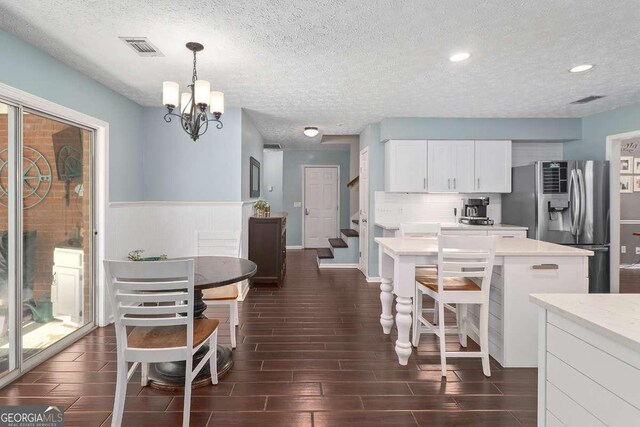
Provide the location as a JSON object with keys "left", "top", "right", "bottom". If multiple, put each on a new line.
{"left": 0, "top": 100, "right": 16, "bottom": 379}
{"left": 21, "top": 111, "right": 93, "bottom": 361}
{"left": 0, "top": 99, "right": 95, "bottom": 383}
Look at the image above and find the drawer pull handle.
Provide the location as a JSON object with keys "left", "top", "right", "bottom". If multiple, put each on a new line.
{"left": 532, "top": 264, "right": 558, "bottom": 270}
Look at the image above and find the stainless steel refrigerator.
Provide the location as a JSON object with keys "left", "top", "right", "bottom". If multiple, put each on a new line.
{"left": 502, "top": 160, "right": 610, "bottom": 293}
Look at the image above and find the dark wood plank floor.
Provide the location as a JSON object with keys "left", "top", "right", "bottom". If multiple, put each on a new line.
{"left": 1, "top": 250, "right": 537, "bottom": 426}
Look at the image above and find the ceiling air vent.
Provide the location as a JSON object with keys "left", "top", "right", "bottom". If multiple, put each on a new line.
{"left": 570, "top": 95, "right": 605, "bottom": 104}
{"left": 119, "top": 37, "right": 163, "bottom": 57}
{"left": 263, "top": 143, "right": 282, "bottom": 150}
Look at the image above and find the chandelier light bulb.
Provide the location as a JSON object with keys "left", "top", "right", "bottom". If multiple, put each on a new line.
{"left": 210, "top": 91, "right": 225, "bottom": 115}
{"left": 180, "top": 92, "right": 192, "bottom": 115}
{"left": 162, "top": 81, "right": 179, "bottom": 107}
{"left": 194, "top": 80, "right": 211, "bottom": 105}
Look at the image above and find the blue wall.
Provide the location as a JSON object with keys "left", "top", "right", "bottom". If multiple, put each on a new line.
{"left": 142, "top": 107, "right": 242, "bottom": 201}
{"left": 262, "top": 150, "right": 284, "bottom": 212}
{"left": 282, "top": 150, "right": 351, "bottom": 246}
{"left": 380, "top": 117, "right": 582, "bottom": 142}
{"left": 564, "top": 103, "right": 640, "bottom": 160}
{"left": 0, "top": 29, "right": 145, "bottom": 201}
{"left": 241, "top": 110, "right": 264, "bottom": 201}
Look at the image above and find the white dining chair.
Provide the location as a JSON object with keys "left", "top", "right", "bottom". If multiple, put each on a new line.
{"left": 104, "top": 259, "right": 218, "bottom": 427}
{"left": 196, "top": 230, "right": 242, "bottom": 348}
{"left": 413, "top": 235, "right": 497, "bottom": 377}
{"left": 398, "top": 222, "right": 454, "bottom": 346}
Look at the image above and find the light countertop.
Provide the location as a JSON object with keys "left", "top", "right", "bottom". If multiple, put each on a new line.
{"left": 374, "top": 221, "right": 528, "bottom": 231}
{"left": 375, "top": 237, "right": 593, "bottom": 257}
{"left": 530, "top": 294, "right": 640, "bottom": 353}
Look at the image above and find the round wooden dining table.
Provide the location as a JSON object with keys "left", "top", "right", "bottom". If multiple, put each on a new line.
{"left": 148, "top": 256, "right": 257, "bottom": 390}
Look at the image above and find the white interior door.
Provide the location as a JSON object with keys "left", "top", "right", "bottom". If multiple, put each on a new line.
{"left": 359, "top": 149, "right": 369, "bottom": 275}
{"left": 304, "top": 167, "right": 339, "bottom": 248}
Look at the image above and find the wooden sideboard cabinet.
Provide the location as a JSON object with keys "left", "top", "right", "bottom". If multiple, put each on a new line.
{"left": 248, "top": 213, "right": 286, "bottom": 286}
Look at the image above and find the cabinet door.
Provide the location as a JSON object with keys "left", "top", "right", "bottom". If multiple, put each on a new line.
{"left": 384, "top": 140, "right": 427, "bottom": 192}
{"left": 52, "top": 266, "right": 82, "bottom": 323}
{"left": 427, "top": 141, "right": 453, "bottom": 192}
{"left": 451, "top": 140, "right": 475, "bottom": 192}
{"left": 474, "top": 140, "right": 512, "bottom": 192}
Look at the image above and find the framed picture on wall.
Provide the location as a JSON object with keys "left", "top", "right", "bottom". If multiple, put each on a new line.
{"left": 635, "top": 176, "right": 640, "bottom": 192}
{"left": 621, "top": 156, "right": 634, "bottom": 174}
{"left": 635, "top": 158, "right": 640, "bottom": 173}
{"left": 249, "top": 156, "right": 261, "bottom": 198}
{"left": 621, "top": 175, "right": 632, "bottom": 193}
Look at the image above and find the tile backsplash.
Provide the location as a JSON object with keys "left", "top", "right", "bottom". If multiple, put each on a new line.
{"left": 375, "top": 192, "right": 502, "bottom": 225}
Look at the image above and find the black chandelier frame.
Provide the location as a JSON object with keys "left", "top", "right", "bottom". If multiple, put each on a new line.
{"left": 163, "top": 42, "right": 223, "bottom": 141}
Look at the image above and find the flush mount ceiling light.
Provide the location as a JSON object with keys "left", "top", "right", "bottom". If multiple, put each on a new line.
{"left": 304, "top": 127, "right": 319, "bottom": 137}
{"left": 449, "top": 52, "right": 470, "bottom": 62}
{"left": 161, "top": 42, "right": 224, "bottom": 142}
{"left": 569, "top": 64, "right": 594, "bottom": 73}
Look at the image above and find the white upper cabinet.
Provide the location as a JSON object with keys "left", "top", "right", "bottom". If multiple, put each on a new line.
{"left": 474, "top": 140, "right": 512, "bottom": 193}
{"left": 427, "top": 140, "right": 475, "bottom": 192}
{"left": 384, "top": 140, "right": 428, "bottom": 192}
{"left": 384, "top": 139, "right": 512, "bottom": 193}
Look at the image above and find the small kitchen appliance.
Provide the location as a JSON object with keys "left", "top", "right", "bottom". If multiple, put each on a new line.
{"left": 459, "top": 197, "right": 494, "bottom": 225}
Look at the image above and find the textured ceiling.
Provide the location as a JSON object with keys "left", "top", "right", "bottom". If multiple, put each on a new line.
{"left": 1, "top": 0, "right": 640, "bottom": 148}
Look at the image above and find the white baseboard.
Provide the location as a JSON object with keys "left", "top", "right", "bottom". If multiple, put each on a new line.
{"left": 621, "top": 264, "right": 640, "bottom": 269}
{"left": 318, "top": 263, "right": 359, "bottom": 269}
{"left": 286, "top": 245, "right": 303, "bottom": 250}
{"left": 366, "top": 276, "right": 381, "bottom": 283}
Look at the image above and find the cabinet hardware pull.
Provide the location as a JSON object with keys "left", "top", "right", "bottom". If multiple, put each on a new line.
{"left": 453, "top": 178, "right": 456, "bottom": 189}
{"left": 448, "top": 178, "right": 451, "bottom": 189}
{"left": 423, "top": 177, "right": 426, "bottom": 189}
{"left": 532, "top": 264, "right": 558, "bottom": 270}
{"left": 477, "top": 178, "right": 480, "bottom": 189}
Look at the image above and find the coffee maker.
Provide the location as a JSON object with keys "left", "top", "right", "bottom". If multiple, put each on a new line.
{"left": 459, "top": 197, "right": 494, "bottom": 225}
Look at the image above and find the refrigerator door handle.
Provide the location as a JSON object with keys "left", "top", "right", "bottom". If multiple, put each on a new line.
{"left": 569, "top": 169, "right": 579, "bottom": 235}
{"left": 577, "top": 168, "right": 587, "bottom": 236}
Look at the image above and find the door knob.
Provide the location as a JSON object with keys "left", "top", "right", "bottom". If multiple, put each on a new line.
{"left": 305, "top": 208, "right": 309, "bottom": 215}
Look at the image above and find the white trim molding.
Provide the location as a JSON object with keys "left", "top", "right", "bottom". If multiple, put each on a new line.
{"left": 0, "top": 81, "right": 109, "bottom": 328}
{"left": 607, "top": 128, "right": 640, "bottom": 294}
{"left": 286, "top": 245, "right": 303, "bottom": 250}
{"left": 366, "top": 276, "right": 382, "bottom": 283}
{"left": 318, "top": 263, "right": 359, "bottom": 269}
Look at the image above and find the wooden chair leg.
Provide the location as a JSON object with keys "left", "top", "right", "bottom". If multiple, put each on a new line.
{"left": 229, "top": 302, "right": 237, "bottom": 349}
{"left": 479, "top": 303, "right": 491, "bottom": 377}
{"left": 412, "top": 284, "right": 421, "bottom": 347}
{"left": 210, "top": 330, "right": 218, "bottom": 385}
{"left": 183, "top": 356, "right": 192, "bottom": 427}
{"left": 433, "top": 301, "right": 439, "bottom": 325}
{"left": 438, "top": 301, "right": 447, "bottom": 377}
{"left": 457, "top": 304, "right": 468, "bottom": 348}
{"left": 112, "top": 356, "right": 128, "bottom": 427}
{"left": 233, "top": 300, "right": 239, "bottom": 326}
{"left": 140, "top": 362, "right": 149, "bottom": 387}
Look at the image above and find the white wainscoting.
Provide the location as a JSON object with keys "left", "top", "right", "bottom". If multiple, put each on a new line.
{"left": 374, "top": 192, "right": 503, "bottom": 225}
{"left": 107, "top": 201, "right": 253, "bottom": 306}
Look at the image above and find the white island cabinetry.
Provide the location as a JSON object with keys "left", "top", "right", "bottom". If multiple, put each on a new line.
{"left": 531, "top": 294, "right": 640, "bottom": 427}
{"left": 375, "top": 237, "right": 591, "bottom": 367}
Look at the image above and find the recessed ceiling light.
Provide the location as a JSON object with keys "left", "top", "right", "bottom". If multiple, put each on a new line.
{"left": 304, "top": 127, "right": 319, "bottom": 137}
{"left": 569, "top": 64, "right": 594, "bottom": 73}
{"left": 449, "top": 52, "right": 470, "bottom": 62}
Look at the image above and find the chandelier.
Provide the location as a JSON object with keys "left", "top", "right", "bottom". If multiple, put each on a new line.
{"left": 161, "top": 42, "right": 224, "bottom": 141}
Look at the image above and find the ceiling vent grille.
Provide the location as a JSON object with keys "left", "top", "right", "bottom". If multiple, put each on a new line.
{"left": 263, "top": 143, "right": 282, "bottom": 150}
{"left": 570, "top": 95, "right": 605, "bottom": 104}
{"left": 119, "top": 37, "right": 163, "bottom": 57}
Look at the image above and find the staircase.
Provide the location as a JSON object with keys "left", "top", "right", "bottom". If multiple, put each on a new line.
{"left": 316, "top": 229, "right": 359, "bottom": 268}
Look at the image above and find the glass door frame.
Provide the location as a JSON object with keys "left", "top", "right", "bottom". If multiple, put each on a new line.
{"left": 0, "top": 82, "right": 109, "bottom": 388}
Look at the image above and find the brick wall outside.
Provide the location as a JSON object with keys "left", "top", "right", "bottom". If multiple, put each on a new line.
{"left": 0, "top": 113, "right": 91, "bottom": 320}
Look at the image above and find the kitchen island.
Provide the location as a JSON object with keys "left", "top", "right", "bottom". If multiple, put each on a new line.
{"left": 375, "top": 237, "right": 592, "bottom": 367}
{"left": 531, "top": 294, "right": 640, "bottom": 426}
